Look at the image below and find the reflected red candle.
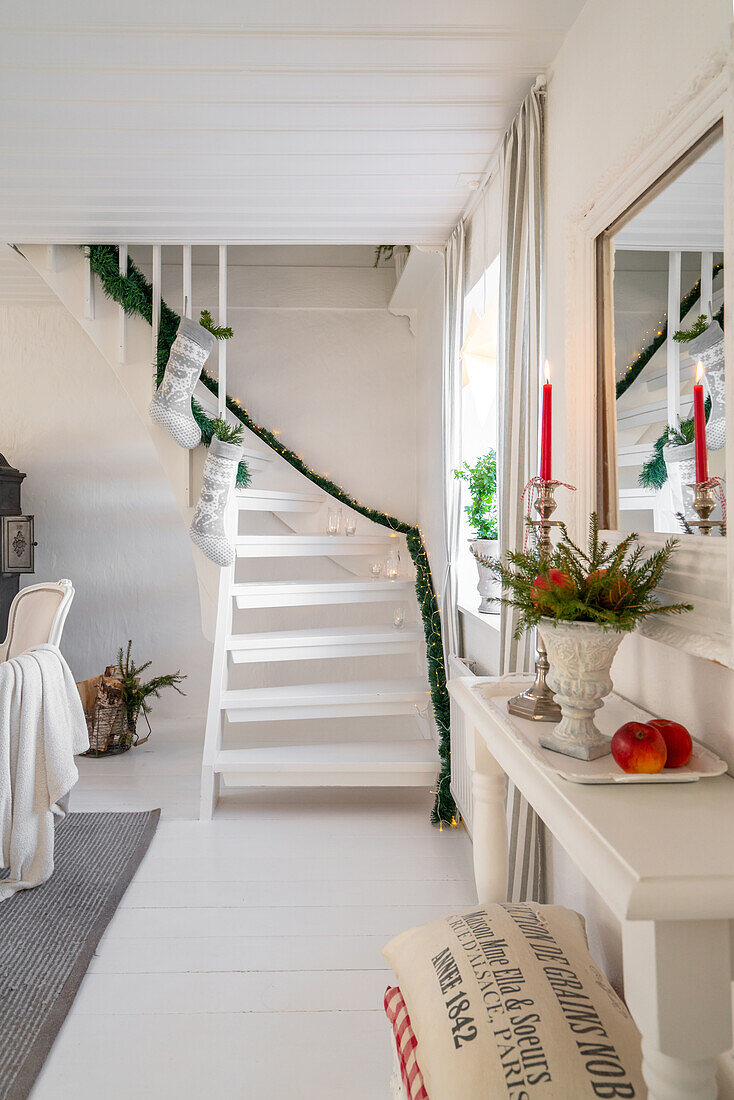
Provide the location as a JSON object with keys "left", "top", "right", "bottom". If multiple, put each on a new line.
{"left": 540, "top": 361, "right": 552, "bottom": 481}
{"left": 693, "top": 360, "right": 709, "bottom": 483}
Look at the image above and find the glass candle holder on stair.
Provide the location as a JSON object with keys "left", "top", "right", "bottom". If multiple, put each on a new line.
{"left": 344, "top": 513, "right": 356, "bottom": 536}
{"left": 385, "top": 548, "right": 400, "bottom": 580}
{"left": 370, "top": 561, "right": 382, "bottom": 579}
{"left": 327, "top": 507, "right": 341, "bottom": 536}
{"left": 392, "top": 606, "right": 405, "bottom": 630}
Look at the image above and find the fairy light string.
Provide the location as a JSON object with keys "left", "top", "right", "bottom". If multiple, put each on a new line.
{"left": 85, "top": 244, "right": 456, "bottom": 826}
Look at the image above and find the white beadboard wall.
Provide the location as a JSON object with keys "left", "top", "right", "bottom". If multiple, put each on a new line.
{"left": 0, "top": 302, "right": 212, "bottom": 716}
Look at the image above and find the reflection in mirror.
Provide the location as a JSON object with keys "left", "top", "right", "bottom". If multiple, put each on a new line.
{"left": 597, "top": 124, "right": 725, "bottom": 536}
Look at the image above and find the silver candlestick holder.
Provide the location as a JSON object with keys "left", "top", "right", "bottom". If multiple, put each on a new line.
{"left": 687, "top": 481, "right": 726, "bottom": 536}
{"left": 507, "top": 480, "right": 563, "bottom": 722}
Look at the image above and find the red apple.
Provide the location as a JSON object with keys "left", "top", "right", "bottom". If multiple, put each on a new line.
{"left": 530, "top": 568, "right": 574, "bottom": 611}
{"left": 611, "top": 721, "right": 667, "bottom": 774}
{"left": 647, "top": 718, "right": 693, "bottom": 769}
{"left": 586, "top": 568, "right": 633, "bottom": 610}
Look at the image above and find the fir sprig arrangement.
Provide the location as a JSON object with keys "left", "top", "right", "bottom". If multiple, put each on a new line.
{"left": 116, "top": 640, "right": 186, "bottom": 738}
{"left": 673, "top": 314, "right": 709, "bottom": 342}
{"left": 638, "top": 396, "right": 711, "bottom": 490}
{"left": 475, "top": 514, "right": 692, "bottom": 638}
{"left": 199, "top": 309, "right": 234, "bottom": 341}
{"left": 207, "top": 417, "right": 244, "bottom": 445}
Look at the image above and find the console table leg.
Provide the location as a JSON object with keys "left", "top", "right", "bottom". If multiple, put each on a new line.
{"left": 622, "top": 920, "right": 732, "bottom": 1100}
{"left": 639, "top": 1044, "right": 717, "bottom": 1100}
{"left": 471, "top": 729, "right": 508, "bottom": 904}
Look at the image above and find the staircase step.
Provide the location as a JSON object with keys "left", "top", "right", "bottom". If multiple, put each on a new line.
{"left": 618, "top": 443, "right": 654, "bottom": 467}
{"left": 214, "top": 739, "right": 438, "bottom": 787}
{"left": 235, "top": 487, "right": 323, "bottom": 513}
{"left": 235, "top": 534, "right": 398, "bottom": 558}
{"left": 239, "top": 447, "right": 274, "bottom": 472}
{"left": 232, "top": 579, "right": 413, "bottom": 608}
{"left": 227, "top": 625, "right": 422, "bottom": 663}
{"left": 222, "top": 678, "right": 429, "bottom": 722}
{"left": 619, "top": 486, "right": 656, "bottom": 511}
{"left": 644, "top": 361, "right": 696, "bottom": 393}
{"left": 192, "top": 385, "right": 272, "bottom": 470}
{"left": 616, "top": 398, "right": 668, "bottom": 430}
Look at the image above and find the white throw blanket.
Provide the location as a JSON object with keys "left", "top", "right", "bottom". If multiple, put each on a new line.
{"left": 0, "top": 644, "right": 89, "bottom": 901}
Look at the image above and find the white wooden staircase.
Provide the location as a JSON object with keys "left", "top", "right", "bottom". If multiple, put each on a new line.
{"left": 15, "top": 243, "right": 438, "bottom": 819}
{"left": 614, "top": 250, "right": 723, "bottom": 523}
{"left": 200, "top": 473, "right": 436, "bottom": 818}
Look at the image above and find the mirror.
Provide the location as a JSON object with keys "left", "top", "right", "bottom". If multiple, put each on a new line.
{"left": 596, "top": 123, "right": 725, "bottom": 536}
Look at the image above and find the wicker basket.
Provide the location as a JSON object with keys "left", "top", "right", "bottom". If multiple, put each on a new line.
{"left": 77, "top": 665, "right": 146, "bottom": 757}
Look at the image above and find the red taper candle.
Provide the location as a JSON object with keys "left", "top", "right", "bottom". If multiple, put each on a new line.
{"left": 693, "top": 360, "right": 709, "bottom": 483}
{"left": 540, "top": 360, "right": 552, "bottom": 481}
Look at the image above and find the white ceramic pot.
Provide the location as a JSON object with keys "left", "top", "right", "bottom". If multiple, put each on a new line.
{"left": 535, "top": 619, "right": 626, "bottom": 761}
{"left": 470, "top": 539, "right": 500, "bottom": 614}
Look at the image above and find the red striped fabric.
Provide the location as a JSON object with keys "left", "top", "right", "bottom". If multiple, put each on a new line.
{"left": 384, "top": 986, "right": 429, "bottom": 1100}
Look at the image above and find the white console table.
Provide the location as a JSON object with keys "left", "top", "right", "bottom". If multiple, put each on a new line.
{"left": 448, "top": 674, "right": 734, "bottom": 1100}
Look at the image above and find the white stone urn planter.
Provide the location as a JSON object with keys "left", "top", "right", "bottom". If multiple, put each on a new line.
{"left": 535, "top": 619, "right": 627, "bottom": 761}
{"left": 470, "top": 539, "right": 500, "bottom": 613}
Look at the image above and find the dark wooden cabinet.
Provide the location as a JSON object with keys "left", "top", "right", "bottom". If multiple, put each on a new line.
{"left": 0, "top": 454, "right": 29, "bottom": 637}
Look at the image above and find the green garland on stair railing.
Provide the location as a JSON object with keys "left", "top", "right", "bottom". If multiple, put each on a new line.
{"left": 84, "top": 244, "right": 455, "bottom": 826}
{"left": 616, "top": 262, "right": 723, "bottom": 400}
{"left": 85, "top": 245, "right": 251, "bottom": 488}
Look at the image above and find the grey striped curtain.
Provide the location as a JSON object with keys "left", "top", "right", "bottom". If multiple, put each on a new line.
{"left": 442, "top": 224, "right": 465, "bottom": 661}
{"left": 497, "top": 82, "right": 547, "bottom": 904}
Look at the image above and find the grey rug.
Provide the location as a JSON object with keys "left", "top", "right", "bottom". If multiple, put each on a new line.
{"left": 0, "top": 810, "right": 160, "bottom": 1100}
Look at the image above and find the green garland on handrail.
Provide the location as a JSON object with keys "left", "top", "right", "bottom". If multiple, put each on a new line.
{"left": 85, "top": 245, "right": 251, "bottom": 488}
{"left": 616, "top": 262, "right": 723, "bottom": 400}
{"left": 85, "top": 244, "right": 455, "bottom": 826}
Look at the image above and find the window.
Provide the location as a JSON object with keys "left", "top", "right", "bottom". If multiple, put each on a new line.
{"left": 456, "top": 255, "right": 500, "bottom": 608}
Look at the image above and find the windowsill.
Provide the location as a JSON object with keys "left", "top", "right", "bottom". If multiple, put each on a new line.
{"left": 458, "top": 601, "right": 501, "bottom": 635}
{"left": 457, "top": 556, "right": 501, "bottom": 636}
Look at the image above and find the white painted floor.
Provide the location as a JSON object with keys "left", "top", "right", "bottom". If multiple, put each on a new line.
{"left": 31, "top": 717, "right": 475, "bottom": 1100}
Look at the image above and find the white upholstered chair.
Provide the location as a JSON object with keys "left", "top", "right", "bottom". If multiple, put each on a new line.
{"left": 0, "top": 579, "right": 75, "bottom": 662}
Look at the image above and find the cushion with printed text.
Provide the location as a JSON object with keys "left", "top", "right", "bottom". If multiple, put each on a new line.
{"left": 383, "top": 903, "right": 644, "bottom": 1099}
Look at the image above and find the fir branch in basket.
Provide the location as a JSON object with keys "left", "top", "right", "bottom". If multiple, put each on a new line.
{"left": 472, "top": 514, "right": 692, "bottom": 639}
{"left": 116, "top": 640, "right": 187, "bottom": 730}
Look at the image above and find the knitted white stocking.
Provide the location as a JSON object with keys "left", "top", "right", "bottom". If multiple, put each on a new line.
{"left": 686, "top": 320, "right": 725, "bottom": 451}
{"left": 190, "top": 437, "right": 242, "bottom": 566}
{"left": 149, "top": 318, "right": 216, "bottom": 449}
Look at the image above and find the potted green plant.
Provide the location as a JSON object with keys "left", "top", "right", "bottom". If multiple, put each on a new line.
{"left": 454, "top": 450, "right": 499, "bottom": 613}
{"left": 481, "top": 516, "right": 691, "bottom": 759}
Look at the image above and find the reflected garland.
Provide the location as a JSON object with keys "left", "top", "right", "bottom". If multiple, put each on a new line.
{"left": 85, "top": 244, "right": 455, "bottom": 826}
{"left": 616, "top": 262, "right": 723, "bottom": 401}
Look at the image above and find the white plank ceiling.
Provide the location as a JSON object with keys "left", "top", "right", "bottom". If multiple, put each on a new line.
{"left": 0, "top": 0, "right": 584, "bottom": 246}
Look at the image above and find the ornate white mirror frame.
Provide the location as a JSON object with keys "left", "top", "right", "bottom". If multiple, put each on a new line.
{"left": 564, "top": 51, "right": 733, "bottom": 667}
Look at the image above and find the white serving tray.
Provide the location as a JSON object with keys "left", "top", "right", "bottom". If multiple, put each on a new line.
{"left": 474, "top": 680, "right": 727, "bottom": 785}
